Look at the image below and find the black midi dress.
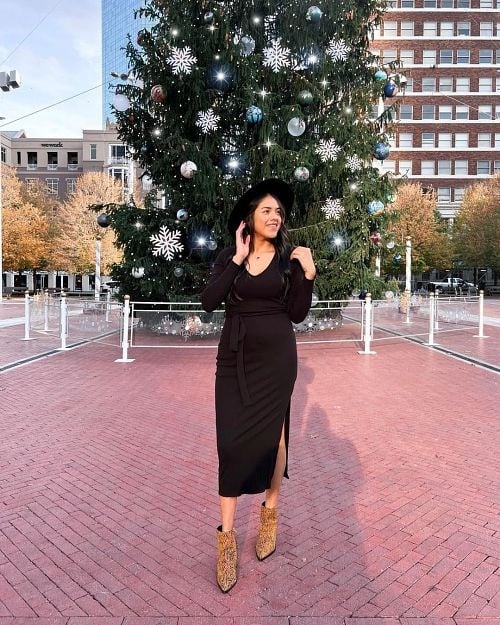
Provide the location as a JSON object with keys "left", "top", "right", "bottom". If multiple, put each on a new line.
{"left": 201, "top": 246, "right": 314, "bottom": 497}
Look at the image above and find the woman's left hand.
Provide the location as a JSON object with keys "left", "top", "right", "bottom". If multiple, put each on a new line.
{"left": 290, "top": 246, "right": 316, "bottom": 280}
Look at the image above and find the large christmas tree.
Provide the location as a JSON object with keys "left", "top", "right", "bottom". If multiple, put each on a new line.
{"left": 106, "top": 0, "right": 398, "bottom": 301}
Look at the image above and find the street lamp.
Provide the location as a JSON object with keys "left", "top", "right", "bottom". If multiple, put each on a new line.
{"left": 0, "top": 69, "right": 21, "bottom": 304}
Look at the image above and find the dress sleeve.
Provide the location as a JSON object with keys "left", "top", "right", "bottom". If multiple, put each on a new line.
{"left": 201, "top": 247, "right": 241, "bottom": 312}
{"left": 286, "top": 260, "right": 315, "bottom": 323}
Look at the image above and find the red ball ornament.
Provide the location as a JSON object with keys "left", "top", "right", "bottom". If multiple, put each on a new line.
{"left": 137, "top": 30, "right": 148, "bottom": 46}
{"left": 370, "top": 231, "right": 382, "bottom": 245}
{"left": 151, "top": 84, "right": 166, "bottom": 102}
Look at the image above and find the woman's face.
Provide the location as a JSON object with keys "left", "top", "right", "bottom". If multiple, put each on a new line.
{"left": 250, "top": 194, "right": 283, "bottom": 240}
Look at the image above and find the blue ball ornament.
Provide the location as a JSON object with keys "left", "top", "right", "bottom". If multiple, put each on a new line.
{"left": 383, "top": 82, "right": 399, "bottom": 98}
{"left": 176, "top": 208, "right": 189, "bottom": 221}
{"left": 246, "top": 105, "right": 263, "bottom": 124}
{"left": 306, "top": 6, "right": 323, "bottom": 22}
{"left": 393, "top": 254, "right": 403, "bottom": 265}
{"left": 367, "top": 200, "right": 385, "bottom": 216}
{"left": 374, "top": 70, "right": 388, "bottom": 81}
{"left": 373, "top": 142, "right": 390, "bottom": 161}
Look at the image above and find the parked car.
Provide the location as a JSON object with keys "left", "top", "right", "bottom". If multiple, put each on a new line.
{"left": 427, "top": 278, "right": 477, "bottom": 295}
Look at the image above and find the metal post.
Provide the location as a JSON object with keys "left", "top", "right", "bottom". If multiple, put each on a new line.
{"left": 358, "top": 293, "right": 376, "bottom": 355}
{"left": 375, "top": 251, "right": 381, "bottom": 278}
{"left": 115, "top": 295, "right": 134, "bottom": 362}
{"left": 434, "top": 290, "right": 440, "bottom": 331}
{"left": 474, "top": 290, "right": 489, "bottom": 338}
{"left": 105, "top": 289, "right": 111, "bottom": 323}
{"left": 95, "top": 236, "right": 101, "bottom": 301}
{"left": 405, "top": 237, "right": 412, "bottom": 292}
{"left": 21, "top": 290, "right": 34, "bottom": 341}
{"left": 404, "top": 288, "right": 412, "bottom": 324}
{"left": 43, "top": 289, "right": 49, "bottom": 332}
{"left": 59, "top": 292, "right": 68, "bottom": 350}
{"left": 426, "top": 292, "right": 438, "bottom": 346}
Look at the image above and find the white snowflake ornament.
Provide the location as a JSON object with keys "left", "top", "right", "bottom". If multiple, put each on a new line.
{"left": 322, "top": 198, "right": 344, "bottom": 219}
{"left": 195, "top": 108, "right": 220, "bottom": 134}
{"left": 315, "top": 139, "right": 341, "bottom": 162}
{"left": 167, "top": 46, "right": 197, "bottom": 75}
{"left": 346, "top": 155, "right": 363, "bottom": 171}
{"left": 326, "top": 38, "right": 351, "bottom": 62}
{"left": 150, "top": 226, "right": 184, "bottom": 260}
{"left": 263, "top": 38, "right": 291, "bottom": 73}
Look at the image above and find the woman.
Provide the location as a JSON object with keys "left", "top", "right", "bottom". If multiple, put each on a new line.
{"left": 201, "top": 178, "right": 316, "bottom": 592}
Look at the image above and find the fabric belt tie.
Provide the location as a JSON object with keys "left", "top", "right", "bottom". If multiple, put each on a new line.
{"left": 229, "top": 314, "right": 251, "bottom": 407}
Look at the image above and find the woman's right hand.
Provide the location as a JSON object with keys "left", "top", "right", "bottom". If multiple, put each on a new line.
{"left": 232, "top": 221, "right": 250, "bottom": 265}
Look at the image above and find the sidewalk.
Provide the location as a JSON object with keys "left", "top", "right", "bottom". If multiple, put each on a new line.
{"left": 0, "top": 322, "right": 499, "bottom": 624}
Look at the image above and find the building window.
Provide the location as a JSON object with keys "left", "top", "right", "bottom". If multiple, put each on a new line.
{"left": 456, "top": 105, "right": 469, "bottom": 120}
{"left": 423, "top": 22, "right": 437, "bottom": 36}
{"left": 441, "top": 0, "right": 453, "bottom": 6}
{"left": 67, "top": 152, "right": 79, "bottom": 170}
{"left": 399, "top": 133, "right": 413, "bottom": 147}
{"left": 456, "top": 50, "right": 470, "bottom": 64}
{"left": 457, "top": 0, "right": 470, "bottom": 6}
{"left": 454, "top": 188, "right": 465, "bottom": 202}
{"left": 25, "top": 178, "right": 37, "bottom": 190}
{"left": 383, "top": 21, "right": 397, "bottom": 36}
{"left": 27, "top": 152, "right": 38, "bottom": 170}
{"left": 439, "top": 106, "right": 453, "bottom": 120}
{"left": 399, "top": 105, "right": 413, "bottom": 120}
{"left": 90, "top": 144, "right": 97, "bottom": 160}
{"left": 439, "top": 133, "right": 452, "bottom": 147}
{"left": 66, "top": 178, "right": 77, "bottom": 194}
{"left": 398, "top": 160, "right": 412, "bottom": 176}
{"left": 439, "top": 77, "right": 453, "bottom": 92}
{"left": 438, "top": 161, "right": 452, "bottom": 175}
{"left": 478, "top": 105, "right": 492, "bottom": 120}
{"left": 422, "top": 132, "right": 435, "bottom": 147}
{"left": 47, "top": 152, "right": 58, "bottom": 170}
{"left": 422, "top": 77, "right": 436, "bottom": 91}
{"left": 457, "top": 22, "right": 471, "bottom": 37}
{"left": 401, "top": 21, "right": 414, "bottom": 36}
{"left": 455, "top": 77, "right": 470, "bottom": 92}
{"left": 401, "top": 0, "right": 414, "bottom": 6}
{"left": 421, "top": 160, "right": 435, "bottom": 175}
{"left": 381, "top": 160, "right": 396, "bottom": 173}
{"left": 477, "top": 133, "right": 491, "bottom": 147}
{"left": 477, "top": 160, "right": 491, "bottom": 175}
{"left": 494, "top": 160, "right": 500, "bottom": 174}
{"left": 495, "top": 133, "right": 500, "bottom": 146}
{"left": 424, "top": 0, "right": 437, "bottom": 6}
{"left": 440, "top": 23, "right": 454, "bottom": 37}
{"left": 400, "top": 50, "right": 414, "bottom": 65}
{"left": 455, "top": 160, "right": 468, "bottom": 175}
{"left": 496, "top": 50, "right": 500, "bottom": 64}
{"left": 439, "top": 49, "right": 453, "bottom": 64}
{"left": 17, "top": 151, "right": 21, "bottom": 165}
{"left": 422, "top": 105, "right": 435, "bottom": 119}
{"left": 0, "top": 146, "right": 5, "bottom": 163}
{"left": 495, "top": 105, "right": 500, "bottom": 119}
{"left": 110, "top": 144, "right": 127, "bottom": 163}
{"left": 455, "top": 133, "right": 469, "bottom": 147}
{"left": 46, "top": 178, "right": 59, "bottom": 195}
{"left": 479, "top": 77, "right": 493, "bottom": 92}
{"left": 438, "top": 132, "right": 451, "bottom": 148}
{"left": 479, "top": 49, "right": 493, "bottom": 64}
{"left": 480, "top": 23, "right": 493, "bottom": 37}
{"left": 479, "top": 0, "right": 494, "bottom": 6}
{"left": 404, "top": 77, "right": 413, "bottom": 91}
{"left": 438, "top": 188, "right": 451, "bottom": 202}
{"left": 422, "top": 50, "right": 436, "bottom": 65}
{"left": 382, "top": 49, "right": 397, "bottom": 63}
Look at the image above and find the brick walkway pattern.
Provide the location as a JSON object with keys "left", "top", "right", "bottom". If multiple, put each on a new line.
{"left": 0, "top": 316, "right": 499, "bottom": 625}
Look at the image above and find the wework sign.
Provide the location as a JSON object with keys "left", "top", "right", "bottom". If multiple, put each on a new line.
{"left": 40, "top": 142, "right": 63, "bottom": 147}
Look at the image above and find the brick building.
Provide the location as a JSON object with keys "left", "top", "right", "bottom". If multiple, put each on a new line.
{"left": 372, "top": 0, "right": 500, "bottom": 219}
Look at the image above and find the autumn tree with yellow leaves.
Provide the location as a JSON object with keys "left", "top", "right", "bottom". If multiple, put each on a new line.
{"left": 384, "top": 183, "right": 453, "bottom": 273}
{"left": 453, "top": 177, "right": 500, "bottom": 274}
{"left": 57, "top": 172, "right": 123, "bottom": 275}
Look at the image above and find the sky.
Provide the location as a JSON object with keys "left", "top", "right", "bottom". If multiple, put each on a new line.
{"left": 0, "top": 0, "right": 102, "bottom": 138}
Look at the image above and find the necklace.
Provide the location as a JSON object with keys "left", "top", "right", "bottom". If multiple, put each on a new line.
{"left": 255, "top": 250, "right": 274, "bottom": 259}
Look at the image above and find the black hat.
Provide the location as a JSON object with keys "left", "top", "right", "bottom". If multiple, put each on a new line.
{"left": 227, "top": 178, "right": 294, "bottom": 235}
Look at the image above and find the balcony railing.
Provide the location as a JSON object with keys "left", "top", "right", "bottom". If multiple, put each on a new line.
{"left": 27, "top": 163, "right": 38, "bottom": 170}
{"left": 108, "top": 157, "right": 129, "bottom": 165}
{"left": 67, "top": 163, "right": 79, "bottom": 170}
{"left": 47, "top": 163, "right": 58, "bottom": 170}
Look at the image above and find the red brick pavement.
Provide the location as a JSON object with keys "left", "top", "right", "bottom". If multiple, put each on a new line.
{"left": 0, "top": 321, "right": 499, "bottom": 625}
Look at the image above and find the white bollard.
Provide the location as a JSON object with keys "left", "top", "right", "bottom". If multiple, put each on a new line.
{"left": 43, "top": 289, "right": 49, "bottom": 332}
{"left": 58, "top": 292, "right": 68, "bottom": 350}
{"left": 21, "top": 290, "right": 34, "bottom": 341}
{"left": 474, "top": 290, "right": 489, "bottom": 338}
{"left": 115, "top": 295, "right": 134, "bottom": 362}
{"left": 434, "top": 290, "right": 440, "bottom": 331}
{"left": 105, "top": 289, "right": 111, "bottom": 323}
{"left": 358, "top": 293, "right": 376, "bottom": 355}
{"left": 426, "top": 292, "right": 438, "bottom": 346}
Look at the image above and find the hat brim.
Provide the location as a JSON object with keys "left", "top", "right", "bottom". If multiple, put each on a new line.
{"left": 228, "top": 178, "right": 294, "bottom": 235}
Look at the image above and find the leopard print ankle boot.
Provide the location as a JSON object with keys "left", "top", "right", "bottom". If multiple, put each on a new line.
{"left": 256, "top": 502, "right": 278, "bottom": 561}
{"left": 216, "top": 526, "right": 237, "bottom": 592}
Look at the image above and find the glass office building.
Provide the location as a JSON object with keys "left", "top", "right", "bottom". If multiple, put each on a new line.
{"left": 102, "top": 0, "right": 147, "bottom": 127}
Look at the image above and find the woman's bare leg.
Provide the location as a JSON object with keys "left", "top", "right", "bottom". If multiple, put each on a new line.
{"left": 220, "top": 496, "right": 237, "bottom": 531}
{"left": 264, "top": 424, "right": 286, "bottom": 509}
